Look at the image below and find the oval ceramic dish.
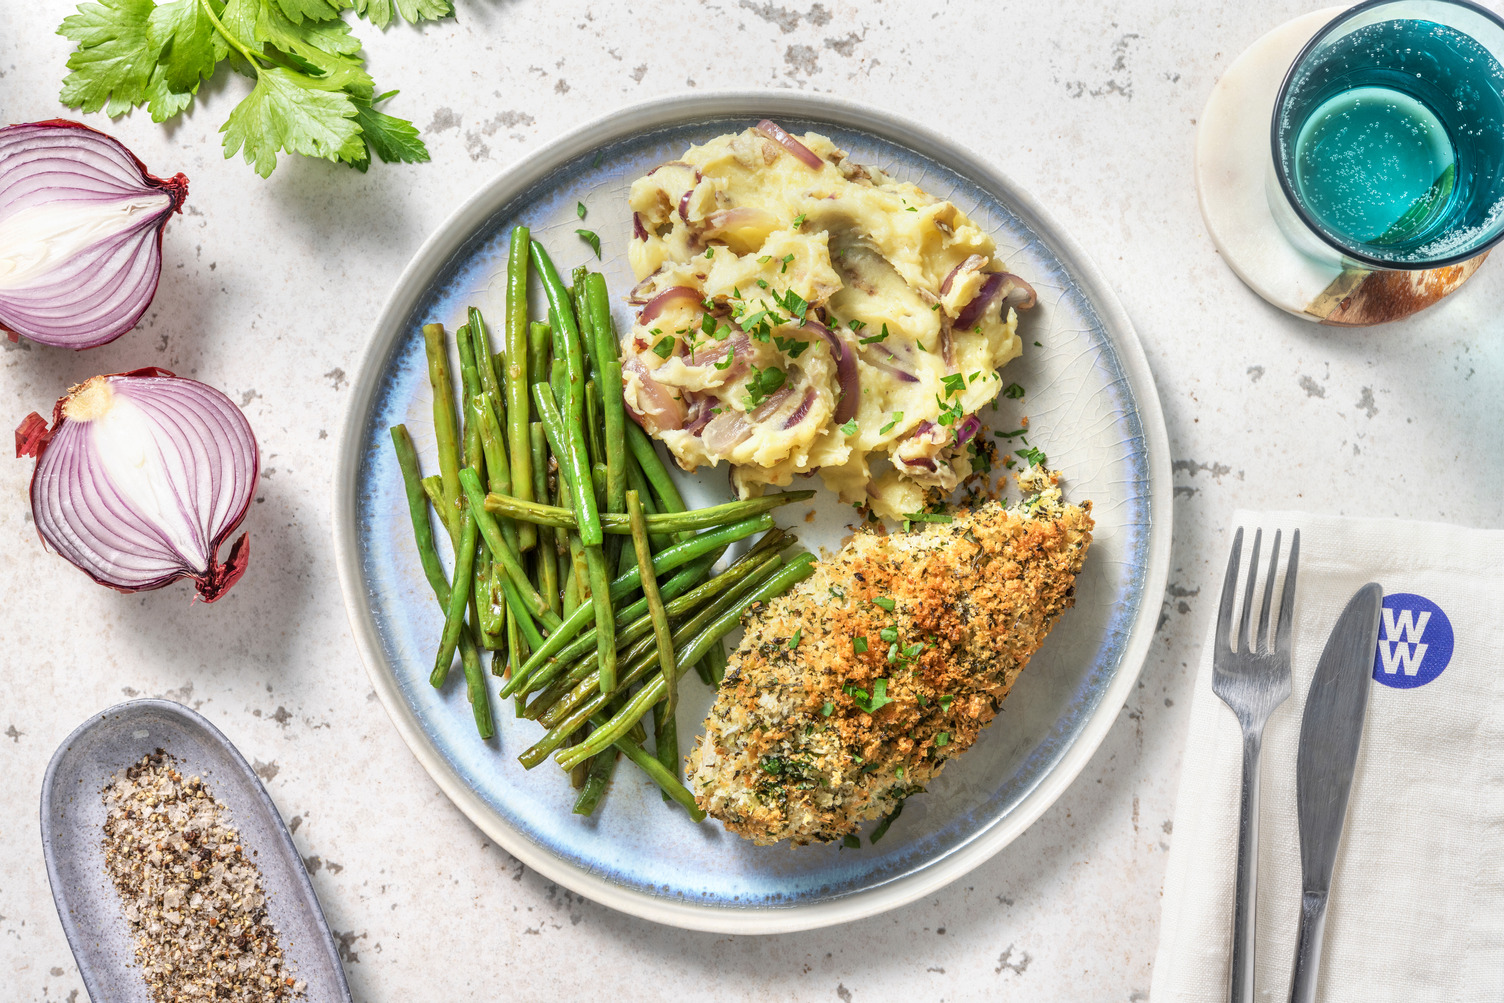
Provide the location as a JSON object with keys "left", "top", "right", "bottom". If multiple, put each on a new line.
{"left": 40, "top": 699, "right": 352, "bottom": 1001}
{"left": 333, "top": 92, "right": 1171, "bottom": 933}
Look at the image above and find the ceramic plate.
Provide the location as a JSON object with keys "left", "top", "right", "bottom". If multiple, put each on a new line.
{"left": 332, "top": 92, "right": 1171, "bottom": 933}
{"left": 41, "top": 699, "right": 352, "bottom": 1001}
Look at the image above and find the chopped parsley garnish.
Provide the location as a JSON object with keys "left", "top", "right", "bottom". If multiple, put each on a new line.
{"left": 778, "top": 288, "right": 809, "bottom": 320}
{"left": 859, "top": 324, "right": 889, "bottom": 346}
{"left": 743, "top": 364, "right": 786, "bottom": 407}
{"left": 940, "top": 695, "right": 954, "bottom": 712}
{"left": 839, "top": 418, "right": 859, "bottom": 436}
{"left": 759, "top": 756, "right": 784, "bottom": 775}
{"left": 1003, "top": 382, "right": 1026, "bottom": 399}
{"left": 788, "top": 629, "right": 802, "bottom": 648}
{"left": 936, "top": 732, "right": 950, "bottom": 747}
{"left": 705, "top": 246, "right": 714, "bottom": 258}
{"left": 757, "top": 254, "right": 771, "bottom": 264}
{"left": 792, "top": 213, "right": 806, "bottom": 227}
{"left": 906, "top": 206, "right": 918, "bottom": 212}
{"left": 842, "top": 834, "right": 862, "bottom": 849}
{"left": 879, "top": 411, "right": 904, "bottom": 435}
{"left": 845, "top": 678, "right": 894, "bottom": 715}
{"left": 870, "top": 801, "right": 904, "bottom": 842}
{"left": 1033, "top": 340, "right": 1042, "bottom": 347}
{"left": 576, "top": 202, "right": 586, "bottom": 219}
{"left": 853, "top": 636, "right": 869, "bottom": 654}
{"left": 781, "top": 253, "right": 795, "bottom": 273}
{"left": 917, "top": 693, "right": 929, "bottom": 707}
{"left": 773, "top": 335, "right": 810, "bottom": 359}
{"left": 651, "top": 337, "right": 675, "bottom": 359}
{"left": 702, "top": 314, "right": 722, "bottom": 338}
{"left": 902, "top": 512, "right": 953, "bottom": 524}
{"left": 940, "top": 372, "right": 967, "bottom": 398}
{"left": 879, "top": 626, "right": 899, "bottom": 643}
{"left": 847, "top": 318, "right": 867, "bottom": 332}
{"left": 712, "top": 343, "right": 736, "bottom": 371}
{"left": 993, "top": 428, "right": 1028, "bottom": 440}
{"left": 576, "top": 228, "right": 601, "bottom": 257}
{"left": 821, "top": 700, "right": 834, "bottom": 717}
{"left": 872, "top": 596, "right": 896, "bottom": 612}
{"left": 1016, "top": 445, "right": 1048, "bottom": 467}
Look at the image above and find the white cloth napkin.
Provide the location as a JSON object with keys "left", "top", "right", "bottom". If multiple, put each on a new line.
{"left": 1152, "top": 510, "right": 1504, "bottom": 1002}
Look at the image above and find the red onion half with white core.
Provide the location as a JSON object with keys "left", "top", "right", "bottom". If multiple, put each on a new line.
{"left": 0, "top": 121, "right": 187, "bottom": 349}
{"left": 15, "top": 368, "right": 258, "bottom": 601}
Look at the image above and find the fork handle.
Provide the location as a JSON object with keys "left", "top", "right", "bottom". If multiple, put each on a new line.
{"left": 1229, "top": 725, "right": 1264, "bottom": 1003}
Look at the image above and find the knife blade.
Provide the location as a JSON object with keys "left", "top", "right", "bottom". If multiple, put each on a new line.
{"left": 1287, "top": 581, "right": 1384, "bottom": 1003}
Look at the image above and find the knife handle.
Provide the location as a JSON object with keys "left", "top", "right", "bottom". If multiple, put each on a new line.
{"left": 1229, "top": 726, "right": 1264, "bottom": 1003}
{"left": 1288, "top": 889, "right": 1329, "bottom": 1003}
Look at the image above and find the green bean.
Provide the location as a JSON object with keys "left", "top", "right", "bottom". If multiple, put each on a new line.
{"left": 458, "top": 468, "right": 561, "bottom": 631}
{"left": 498, "top": 574, "right": 546, "bottom": 651}
{"left": 531, "top": 550, "right": 782, "bottom": 729}
{"left": 390, "top": 426, "right": 448, "bottom": 599}
{"left": 529, "top": 422, "right": 560, "bottom": 617}
{"left": 531, "top": 384, "right": 572, "bottom": 491}
{"left": 528, "top": 321, "right": 551, "bottom": 392}
{"left": 433, "top": 501, "right": 480, "bottom": 687}
{"left": 610, "top": 727, "right": 704, "bottom": 821}
{"left": 625, "top": 454, "right": 674, "bottom": 552}
{"left": 455, "top": 324, "right": 486, "bottom": 475}
{"left": 632, "top": 490, "right": 677, "bottom": 716}
{"left": 483, "top": 490, "right": 815, "bottom": 535}
{"left": 421, "top": 474, "right": 446, "bottom": 529}
{"left": 477, "top": 397, "right": 517, "bottom": 548}
{"left": 652, "top": 702, "right": 678, "bottom": 800}
{"left": 520, "top": 555, "right": 785, "bottom": 768}
{"left": 461, "top": 618, "right": 495, "bottom": 740}
{"left": 625, "top": 421, "right": 686, "bottom": 516}
{"left": 421, "top": 323, "right": 463, "bottom": 537}
{"left": 571, "top": 749, "right": 616, "bottom": 816}
{"left": 499, "top": 513, "right": 775, "bottom": 697}
{"left": 703, "top": 636, "right": 728, "bottom": 685}
{"left": 529, "top": 239, "right": 602, "bottom": 547}
{"left": 468, "top": 307, "right": 503, "bottom": 409}
{"left": 555, "top": 554, "right": 817, "bottom": 770}
{"left": 585, "top": 273, "right": 628, "bottom": 523}
{"left": 504, "top": 230, "right": 535, "bottom": 550}
{"left": 582, "top": 543, "right": 618, "bottom": 694}
{"left": 584, "top": 379, "right": 606, "bottom": 470}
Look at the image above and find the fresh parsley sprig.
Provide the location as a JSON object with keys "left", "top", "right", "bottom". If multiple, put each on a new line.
{"left": 57, "top": 0, "right": 451, "bottom": 177}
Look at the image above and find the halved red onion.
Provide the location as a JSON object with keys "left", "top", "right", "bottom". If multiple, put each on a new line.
{"left": 684, "top": 396, "right": 715, "bottom": 436}
{"left": 638, "top": 285, "right": 703, "bottom": 324}
{"left": 754, "top": 119, "right": 824, "bottom": 170}
{"left": 15, "top": 368, "right": 258, "bottom": 601}
{"left": 0, "top": 121, "right": 188, "bottom": 349}
{"left": 954, "top": 273, "right": 1005, "bottom": 330}
{"left": 806, "top": 320, "right": 859, "bottom": 423}
{"left": 701, "top": 411, "right": 751, "bottom": 455}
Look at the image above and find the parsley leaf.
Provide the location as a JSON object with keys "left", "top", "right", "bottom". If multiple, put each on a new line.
{"left": 870, "top": 801, "right": 904, "bottom": 842}
{"left": 788, "top": 629, "right": 802, "bottom": 648}
{"left": 842, "top": 834, "right": 862, "bottom": 849}
{"left": 58, "top": 0, "right": 439, "bottom": 175}
{"left": 853, "top": 636, "right": 868, "bottom": 654}
{"left": 651, "top": 336, "right": 675, "bottom": 360}
{"left": 576, "top": 228, "right": 601, "bottom": 257}
{"left": 1003, "top": 382, "right": 1026, "bottom": 399}
{"left": 576, "top": 201, "right": 587, "bottom": 219}
{"left": 872, "top": 596, "right": 896, "bottom": 612}
{"left": 940, "top": 372, "right": 967, "bottom": 398}
{"left": 743, "top": 364, "right": 786, "bottom": 407}
{"left": 846, "top": 678, "right": 894, "bottom": 715}
{"left": 821, "top": 700, "right": 834, "bottom": 717}
{"left": 838, "top": 418, "right": 859, "bottom": 436}
{"left": 879, "top": 411, "right": 903, "bottom": 435}
{"left": 1017, "top": 445, "right": 1048, "bottom": 467}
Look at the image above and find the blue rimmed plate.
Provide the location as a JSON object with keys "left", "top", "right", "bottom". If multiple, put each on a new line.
{"left": 332, "top": 92, "right": 1171, "bottom": 933}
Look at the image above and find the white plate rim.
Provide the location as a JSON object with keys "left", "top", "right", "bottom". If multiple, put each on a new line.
{"left": 331, "top": 90, "right": 1172, "bottom": 934}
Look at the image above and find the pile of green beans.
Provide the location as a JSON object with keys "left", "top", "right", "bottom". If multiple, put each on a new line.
{"left": 389, "top": 229, "right": 815, "bottom": 819}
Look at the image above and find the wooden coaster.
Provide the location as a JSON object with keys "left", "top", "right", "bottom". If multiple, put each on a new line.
{"left": 1195, "top": 6, "right": 1488, "bottom": 325}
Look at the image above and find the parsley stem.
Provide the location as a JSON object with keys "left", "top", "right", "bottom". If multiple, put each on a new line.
{"left": 197, "top": 0, "right": 262, "bottom": 74}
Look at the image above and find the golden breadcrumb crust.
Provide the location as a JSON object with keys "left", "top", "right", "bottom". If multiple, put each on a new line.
{"left": 687, "top": 487, "right": 1093, "bottom": 845}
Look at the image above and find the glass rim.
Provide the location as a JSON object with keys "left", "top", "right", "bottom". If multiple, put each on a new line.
{"left": 1269, "top": 0, "right": 1504, "bottom": 270}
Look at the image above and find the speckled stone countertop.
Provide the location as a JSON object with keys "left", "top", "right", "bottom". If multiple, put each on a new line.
{"left": 3, "top": 2, "right": 1502, "bottom": 1000}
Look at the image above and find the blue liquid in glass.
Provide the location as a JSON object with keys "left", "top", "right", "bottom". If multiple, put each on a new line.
{"left": 1279, "top": 17, "right": 1504, "bottom": 262}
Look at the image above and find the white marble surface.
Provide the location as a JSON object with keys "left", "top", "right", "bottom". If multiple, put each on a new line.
{"left": 2, "top": 2, "right": 1502, "bottom": 1000}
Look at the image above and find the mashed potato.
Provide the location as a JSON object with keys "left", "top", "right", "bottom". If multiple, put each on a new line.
{"left": 620, "top": 122, "right": 1035, "bottom": 520}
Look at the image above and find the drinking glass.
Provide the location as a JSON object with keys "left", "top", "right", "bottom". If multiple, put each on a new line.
{"left": 1269, "top": 0, "right": 1504, "bottom": 270}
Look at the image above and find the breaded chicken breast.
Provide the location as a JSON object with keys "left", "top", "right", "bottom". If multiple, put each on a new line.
{"left": 686, "top": 472, "right": 1092, "bottom": 845}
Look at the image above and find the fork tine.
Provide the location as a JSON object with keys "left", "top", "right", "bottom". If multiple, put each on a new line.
{"left": 1237, "top": 529, "right": 1262, "bottom": 654}
{"left": 1275, "top": 529, "right": 1300, "bottom": 657}
{"left": 1216, "top": 527, "right": 1244, "bottom": 653}
{"left": 1255, "top": 530, "right": 1281, "bottom": 653}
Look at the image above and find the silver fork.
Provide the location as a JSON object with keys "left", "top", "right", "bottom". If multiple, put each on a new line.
{"left": 1211, "top": 526, "right": 1300, "bottom": 1003}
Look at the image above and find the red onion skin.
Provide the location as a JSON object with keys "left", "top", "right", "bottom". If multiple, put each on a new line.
{"left": 755, "top": 120, "right": 824, "bottom": 170}
{"left": 633, "top": 212, "right": 649, "bottom": 241}
{"left": 781, "top": 388, "right": 817, "bottom": 429}
{"left": 16, "top": 367, "right": 255, "bottom": 602}
{"left": 0, "top": 121, "right": 187, "bottom": 349}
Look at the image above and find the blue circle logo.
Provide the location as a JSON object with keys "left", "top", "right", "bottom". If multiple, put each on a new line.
{"left": 1372, "top": 593, "right": 1454, "bottom": 689}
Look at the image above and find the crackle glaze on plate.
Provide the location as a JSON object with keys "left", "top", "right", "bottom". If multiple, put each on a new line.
{"left": 332, "top": 93, "right": 1171, "bottom": 933}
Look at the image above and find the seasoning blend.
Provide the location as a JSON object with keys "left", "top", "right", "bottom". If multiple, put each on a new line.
{"left": 101, "top": 752, "right": 305, "bottom": 1001}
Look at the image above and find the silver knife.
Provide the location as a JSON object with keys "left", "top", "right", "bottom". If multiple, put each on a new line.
{"left": 1288, "top": 582, "right": 1384, "bottom": 1003}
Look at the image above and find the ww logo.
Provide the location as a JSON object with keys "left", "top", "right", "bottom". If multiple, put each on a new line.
{"left": 1372, "top": 593, "right": 1454, "bottom": 690}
